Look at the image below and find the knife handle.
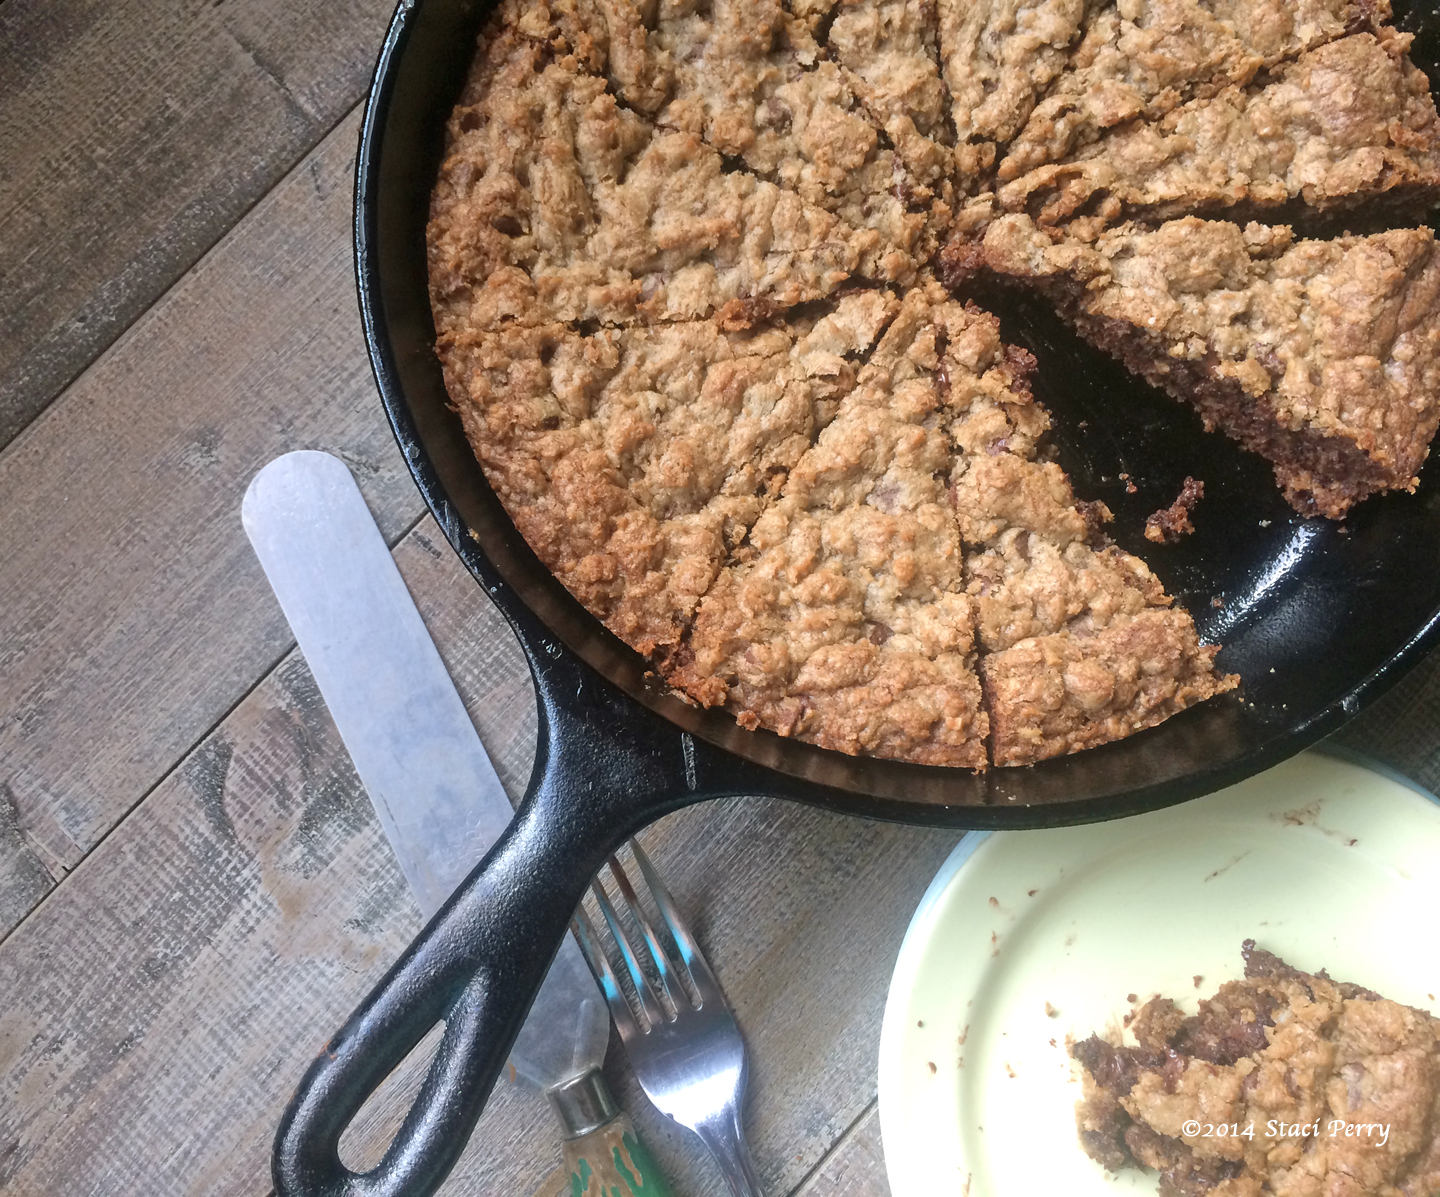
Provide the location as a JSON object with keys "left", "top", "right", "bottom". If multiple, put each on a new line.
{"left": 563, "top": 1113, "right": 673, "bottom": 1197}
{"left": 552, "top": 1068, "right": 674, "bottom": 1197}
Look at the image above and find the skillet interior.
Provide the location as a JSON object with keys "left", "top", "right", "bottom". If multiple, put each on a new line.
{"left": 357, "top": 0, "right": 1440, "bottom": 821}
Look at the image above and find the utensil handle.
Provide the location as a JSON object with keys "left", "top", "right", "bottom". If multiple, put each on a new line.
{"left": 270, "top": 630, "right": 749, "bottom": 1197}
{"left": 563, "top": 1111, "right": 674, "bottom": 1196}
{"left": 695, "top": 1106, "right": 766, "bottom": 1197}
{"left": 270, "top": 796, "right": 592, "bottom": 1197}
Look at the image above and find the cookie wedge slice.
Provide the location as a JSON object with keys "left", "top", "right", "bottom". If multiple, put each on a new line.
{"left": 669, "top": 280, "right": 1235, "bottom": 766}
{"left": 995, "top": 29, "right": 1440, "bottom": 235}
{"left": 970, "top": 214, "right": 1440, "bottom": 517}
{"left": 427, "top": 2, "right": 896, "bottom": 333}
{"left": 574, "top": 0, "right": 953, "bottom": 284}
{"left": 667, "top": 284, "right": 989, "bottom": 766}
{"left": 997, "top": 0, "right": 1385, "bottom": 183}
{"left": 438, "top": 292, "right": 900, "bottom": 657}
{"left": 935, "top": 290, "right": 1235, "bottom": 766}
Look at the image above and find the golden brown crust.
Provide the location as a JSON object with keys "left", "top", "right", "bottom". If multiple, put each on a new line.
{"left": 441, "top": 294, "right": 899, "bottom": 655}
{"left": 1074, "top": 944, "right": 1440, "bottom": 1197}
{"left": 667, "top": 285, "right": 990, "bottom": 766}
{"left": 936, "top": 0, "right": 1086, "bottom": 175}
{"left": 998, "top": 29, "right": 1440, "bottom": 231}
{"left": 978, "top": 213, "right": 1440, "bottom": 517}
{"left": 428, "top": 0, "right": 1440, "bottom": 768}
{"left": 982, "top": 611, "right": 1236, "bottom": 766}
{"left": 997, "top": 0, "right": 1384, "bottom": 183}
{"left": 427, "top": 4, "right": 896, "bottom": 333}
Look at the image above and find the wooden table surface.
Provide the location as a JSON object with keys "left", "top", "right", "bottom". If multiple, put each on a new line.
{"left": 5, "top": 3, "right": 1440, "bottom": 1195}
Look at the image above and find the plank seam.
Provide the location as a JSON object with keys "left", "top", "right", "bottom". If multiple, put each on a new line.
{"left": 0, "top": 504, "right": 433, "bottom": 951}
{"left": 787, "top": 1093, "right": 880, "bottom": 1195}
{"left": 0, "top": 96, "right": 365, "bottom": 463}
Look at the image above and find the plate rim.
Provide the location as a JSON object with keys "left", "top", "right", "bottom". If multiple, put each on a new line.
{"left": 876, "top": 746, "right": 1440, "bottom": 1196}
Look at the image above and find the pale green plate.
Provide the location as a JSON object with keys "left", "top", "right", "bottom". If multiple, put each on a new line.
{"left": 877, "top": 750, "right": 1440, "bottom": 1197}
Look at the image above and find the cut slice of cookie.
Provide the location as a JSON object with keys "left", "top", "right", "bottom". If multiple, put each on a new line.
{"left": 997, "top": 0, "right": 1385, "bottom": 183}
{"left": 996, "top": 29, "right": 1440, "bottom": 234}
{"left": 438, "top": 292, "right": 900, "bottom": 656}
{"left": 936, "top": 291, "right": 1234, "bottom": 766}
{"left": 669, "top": 281, "right": 1235, "bottom": 766}
{"left": 594, "top": 0, "right": 952, "bottom": 282}
{"left": 970, "top": 213, "right": 1440, "bottom": 517}
{"left": 1074, "top": 942, "right": 1440, "bottom": 1197}
{"left": 427, "top": 5, "right": 898, "bottom": 332}
{"left": 667, "top": 285, "right": 989, "bottom": 767}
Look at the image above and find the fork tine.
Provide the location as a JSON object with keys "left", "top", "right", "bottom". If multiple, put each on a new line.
{"left": 628, "top": 840, "right": 725, "bottom": 1006}
{"left": 607, "top": 852, "right": 691, "bottom": 1012}
{"left": 591, "top": 876, "right": 670, "bottom": 1030}
{"left": 570, "top": 907, "right": 641, "bottom": 1042}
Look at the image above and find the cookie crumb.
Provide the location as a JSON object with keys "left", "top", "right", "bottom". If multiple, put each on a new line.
{"left": 1145, "top": 477, "right": 1204, "bottom": 543}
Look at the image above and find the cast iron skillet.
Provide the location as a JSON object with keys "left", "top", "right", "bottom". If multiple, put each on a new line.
{"left": 274, "top": 1, "right": 1440, "bottom": 1193}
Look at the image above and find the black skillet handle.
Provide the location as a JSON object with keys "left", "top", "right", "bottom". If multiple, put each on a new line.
{"left": 271, "top": 642, "right": 729, "bottom": 1197}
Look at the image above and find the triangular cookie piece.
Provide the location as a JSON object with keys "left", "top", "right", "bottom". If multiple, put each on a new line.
{"left": 971, "top": 213, "right": 1440, "bottom": 517}
{"left": 428, "top": 3, "right": 894, "bottom": 331}
{"left": 997, "top": 0, "right": 1383, "bottom": 182}
{"left": 591, "top": 0, "right": 951, "bottom": 282}
{"left": 668, "top": 285, "right": 988, "bottom": 766}
{"left": 995, "top": 29, "right": 1440, "bottom": 234}
{"left": 439, "top": 292, "right": 899, "bottom": 655}
{"left": 924, "top": 290, "right": 1235, "bottom": 766}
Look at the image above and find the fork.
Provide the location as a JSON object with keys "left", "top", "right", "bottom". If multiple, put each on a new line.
{"left": 572, "top": 841, "right": 765, "bottom": 1197}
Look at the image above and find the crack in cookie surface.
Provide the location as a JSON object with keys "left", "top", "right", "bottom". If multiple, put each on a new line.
{"left": 438, "top": 291, "right": 902, "bottom": 658}
{"left": 428, "top": 0, "right": 1440, "bottom": 768}
{"left": 997, "top": 0, "right": 1389, "bottom": 184}
{"left": 666, "top": 281, "right": 989, "bottom": 766}
{"left": 985, "top": 25, "right": 1440, "bottom": 237}
{"left": 428, "top": 1, "right": 907, "bottom": 336}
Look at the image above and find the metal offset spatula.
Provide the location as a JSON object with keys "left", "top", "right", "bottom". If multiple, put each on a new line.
{"left": 242, "top": 450, "right": 673, "bottom": 1195}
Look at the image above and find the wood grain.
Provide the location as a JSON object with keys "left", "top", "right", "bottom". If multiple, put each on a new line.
{"left": 795, "top": 1104, "right": 888, "bottom": 1197}
{"left": 1331, "top": 649, "right": 1440, "bottom": 793}
{"left": 0, "top": 110, "right": 422, "bottom": 938}
{"left": 0, "top": 0, "right": 395, "bottom": 449}
{"left": 0, "top": 509, "right": 962, "bottom": 1196}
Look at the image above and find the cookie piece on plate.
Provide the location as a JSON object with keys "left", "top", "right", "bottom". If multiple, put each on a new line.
{"left": 1073, "top": 941, "right": 1440, "bottom": 1196}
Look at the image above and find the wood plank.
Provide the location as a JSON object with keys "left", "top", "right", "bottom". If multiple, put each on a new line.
{"left": 0, "top": 0, "right": 395, "bottom": 449}
{"left": 794, "top": 1104, "right": 889, "bottom": 1197}
{"left": 0, "top": 110, "right": 425, "bottom": 937}
{"left": 0, "top": 511, "right": 964, "bottom": 1195}
{"left": 1330, "top": 649, "right": 1440, "bottom": 793}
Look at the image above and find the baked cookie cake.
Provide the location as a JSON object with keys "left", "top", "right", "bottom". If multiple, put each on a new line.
{"left": 428, "top": 0, "right": 1440, "bottom": 768}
